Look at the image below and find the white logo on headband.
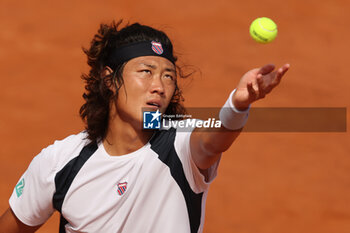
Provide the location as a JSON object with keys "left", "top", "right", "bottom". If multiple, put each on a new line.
{"left": 151, "top": 41, "right": 164, "bottom": 55}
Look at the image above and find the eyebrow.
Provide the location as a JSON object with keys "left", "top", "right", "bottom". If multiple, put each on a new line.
{"left": 140, "top": 63, "right": 176, "bottom": 74}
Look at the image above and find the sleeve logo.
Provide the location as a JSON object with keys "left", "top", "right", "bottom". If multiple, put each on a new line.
{"left": 15, "top": 178, "right": 25, "bottom": 197}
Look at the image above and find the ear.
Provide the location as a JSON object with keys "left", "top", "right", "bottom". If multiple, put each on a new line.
{"left": 101, "top": 66, "right": 114, "bottom": 78}
{"left": 101, "top": 66, "right": 117, "bottom": 93}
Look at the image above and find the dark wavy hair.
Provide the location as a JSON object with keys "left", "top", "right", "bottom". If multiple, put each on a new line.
{"left": 79, "top": 20, "right": 188, "bottom": 142}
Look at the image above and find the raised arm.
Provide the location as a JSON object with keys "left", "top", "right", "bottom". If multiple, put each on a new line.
{"left": 190, "top": 63, "right": 290, "bottom": 171}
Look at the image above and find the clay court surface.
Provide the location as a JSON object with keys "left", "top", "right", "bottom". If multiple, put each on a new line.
{"left": 0, "top": 0, "right": 349, "bottom": 232}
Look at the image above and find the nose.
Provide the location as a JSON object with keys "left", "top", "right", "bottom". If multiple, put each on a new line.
{"left": 150, "top": 75, "right": 165, "bottom": 95}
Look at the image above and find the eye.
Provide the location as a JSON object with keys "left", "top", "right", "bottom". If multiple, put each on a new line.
{"left": 164, "top": 74, "right": 174, "bottom": 80}
{"left": 140, "top": 69, "right": 151, "bottom": 74}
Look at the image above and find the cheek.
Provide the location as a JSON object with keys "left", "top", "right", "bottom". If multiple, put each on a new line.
{"left": 124, "top": 74, "right": 149, "bottom": 92}
{"left": 167, "top": 85, "right": 177, "bottom": 100}
{"left": 116, "top": 83, "right": 127, "bottom": 100}
{"left": 122, "top": 74, "right": 146, "bottom": 93}
{"left": 115, "top": 81, "right": 148, "bottom": 113}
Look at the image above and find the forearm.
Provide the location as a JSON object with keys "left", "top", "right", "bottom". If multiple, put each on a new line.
{"left": 196, "top": 126, "right": 242, "bottom": 155}
{"left": 190, "top": 63, "right": 290, "bottom": 171}
{"left": 191, "top": 125, "right": 243, "bottom": 170}
{"left": 190, "top": 89, "right": 249, "bottom": 170}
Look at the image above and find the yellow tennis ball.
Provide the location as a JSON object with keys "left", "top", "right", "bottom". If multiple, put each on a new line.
{"left": 249, "top": 17, "right": 278, "bottom": 44}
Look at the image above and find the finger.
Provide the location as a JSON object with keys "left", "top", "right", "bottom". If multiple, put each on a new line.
{"left": 273, "top": 63, "right": 290, "bottom": 85}
{"left": 247, "top": 81, "right": 258, "bottom": 99}
{"left": 247, "top": 82, "right": 259, "bottom": 100}
{"left": 257, "top": 64, "right": 275, "bottom": 75}
{"left": 257, "top": 73, "right": 264, "bottom": 85}
{"left": 256, "top": 74, "right": 266, "bottom": 98}
{"left": 256, "top": 74, "right": 265, "bottom": 90}
{"left": 281, "top": 63, "right": 290, "bottom": 75}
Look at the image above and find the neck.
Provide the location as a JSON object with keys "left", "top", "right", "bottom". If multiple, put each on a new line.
{"left": 103, "top": 112, "right": 154, "bottom": 156}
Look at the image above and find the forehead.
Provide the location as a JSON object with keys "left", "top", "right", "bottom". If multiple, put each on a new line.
{"left": 126, "top": 56, "right": 175, "bottom": 70}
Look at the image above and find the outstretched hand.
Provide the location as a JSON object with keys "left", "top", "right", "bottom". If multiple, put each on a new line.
{"left": 233, "top": 63, "right": 290, "bottom": 110}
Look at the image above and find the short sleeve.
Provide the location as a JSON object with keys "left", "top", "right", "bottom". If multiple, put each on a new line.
{"left": 174, "top": 119, "right": 221, "bottom": 194}
{"left": 9, "top": 145, "right": 57, "bottom": 226}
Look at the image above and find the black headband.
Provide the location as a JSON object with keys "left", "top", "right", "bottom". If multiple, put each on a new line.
{"left": 107, "top": 41, "right": 175, "bottom": 68}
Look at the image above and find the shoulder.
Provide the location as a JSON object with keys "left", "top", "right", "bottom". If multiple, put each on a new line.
{"left": 8, "top": 132, "right": 89, "bottom": 226}
{"left": 36, "top": 131, "right": 90, "bottom": 172}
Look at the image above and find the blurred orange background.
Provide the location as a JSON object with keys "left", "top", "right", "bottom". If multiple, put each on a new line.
{"left": 0, "top": 0, "right": 349, "bottom": 232}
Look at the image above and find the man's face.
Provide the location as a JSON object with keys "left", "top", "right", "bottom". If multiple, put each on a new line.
{"left": 114, "top": 56, "right": 177, "bottom": 126}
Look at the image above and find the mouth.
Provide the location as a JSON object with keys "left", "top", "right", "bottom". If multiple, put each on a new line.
{"left": 146, "top": 100, "right": 162, "bottom": 109}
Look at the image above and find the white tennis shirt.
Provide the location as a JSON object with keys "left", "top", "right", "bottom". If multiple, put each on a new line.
{"left": 9, "top": 123, "right": 220, "bottom": 233}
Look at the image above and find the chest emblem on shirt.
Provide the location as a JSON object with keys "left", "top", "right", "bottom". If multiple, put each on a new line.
{"left": 117, "top": 182, "right": 128, "bottom": 196}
